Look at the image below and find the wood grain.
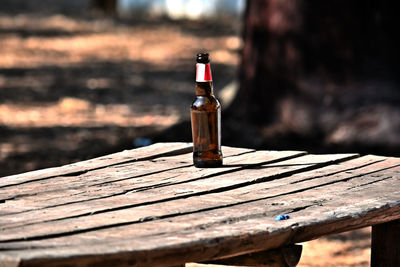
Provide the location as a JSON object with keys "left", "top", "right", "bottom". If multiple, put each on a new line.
{"left": 0, "top": 143, "right": 399, "bottom": 267}
{"left": 0, "top": 142, "right": 193, "bottom": 187}
{"left": 0, "top": 145, "right": 255, "bottom": 208}
{"left": 1, "top": 159, "right": 396, "bottom": 247}
{"left": 0, "top": 147, "right": 299, "bottom": 209}
{"left": 0, "top": 153, "right": 358, "bottom": 240}
{"left": 1, "top": 175, "right": 399, "bottom": 267}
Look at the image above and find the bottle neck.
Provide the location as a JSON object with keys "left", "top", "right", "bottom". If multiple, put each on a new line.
{"left": 195, "top": 63, "right": 213, "bottom": 96}
{"left": 195, "top": 82, "right": 214, "bottom": 96}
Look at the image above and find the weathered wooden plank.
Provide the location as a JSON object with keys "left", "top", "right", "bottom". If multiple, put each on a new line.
{"left": 213, "top": 245, "right": 301, "bottom": 267}
{"left": 0, "top": 172, "right": 399, "bottom": 267}
{"left": 0, "top": 146, "right": 266, "bottom": 202}
{"left": 1, "top": 166, "right": 398, "bottom": 238}
{"left": 0, "top": 154, "right": 374, "bottom": 238}
{"left": 1, "top": 165, "right": 396, "bottom": 249}
{"left": 0, "top": 154, "right": 391, "bottom": 244}
{"left": 0, "top": 151, "right": 399, "bottom": 266}
{"left": 0, "top": 153, "right": 359, "bottom": 231}
{"left": 0, "top": 148, "right": 299, "bottom": 215}
{"left": 371, "top": 219, "right": 400, "bottom": 267}
{"left": 0, "top": 149, "right": 303, "bottom": 227}
{"left": 11, "top": 166, "right": 398, "bottom": 250}
{"left": 192, "top": 244, "right": 302, "bottom": 267}
{"left": 0, "top": 146, "right": 255, "bottom": 205}
{"left": 0, "top": 142, "right": 192, "bottom": 187}
{"left": 0, "top": 254, "right": 20, "bottom": 267}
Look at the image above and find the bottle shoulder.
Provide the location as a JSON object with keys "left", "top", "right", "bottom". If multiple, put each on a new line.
{"left": 191, "top": 95, "right": 221, "bottom": 110}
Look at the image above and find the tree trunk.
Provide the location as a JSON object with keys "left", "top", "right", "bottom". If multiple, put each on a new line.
{"left": 229, "top": 0, "right": 301, "bottom": 124}
{"left": 91, "top": 0, "right": 117, "bottom": 16}
{"left": 230, "top": 0, "right": 399, "bottom": 128}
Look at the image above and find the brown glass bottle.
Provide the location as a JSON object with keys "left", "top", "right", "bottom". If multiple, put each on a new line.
{"left": 191, "top": 53, "right": 223, "bottom": 168}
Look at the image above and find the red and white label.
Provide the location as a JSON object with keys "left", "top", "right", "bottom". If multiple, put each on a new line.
{"left": 196, "top": 63, "right": 212, "bottom": 82}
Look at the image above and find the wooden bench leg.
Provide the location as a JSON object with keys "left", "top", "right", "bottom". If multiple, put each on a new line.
{"left": 371, "top": 220, "right": 400, "bottom": 267}
{"left": 187, "top": 244, "right": 302, "bottom": 267}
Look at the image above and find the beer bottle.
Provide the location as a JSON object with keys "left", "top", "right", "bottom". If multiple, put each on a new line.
{"left": 191, "top": 53, "right": 223, "bottom": 168}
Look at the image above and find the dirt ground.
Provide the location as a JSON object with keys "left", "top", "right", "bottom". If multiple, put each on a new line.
{"left": 0, "top": 13, "right": 240, "bottom": 176}
{"left": 0, "top": 13, "right": 372, "bottom": 266}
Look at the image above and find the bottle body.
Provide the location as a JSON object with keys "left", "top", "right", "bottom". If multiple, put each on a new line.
{"left": 191, "top": 53, "right": 223, "bottom": 168}
{"left": 191, "top": 84, "right": 222, "bottom": 167}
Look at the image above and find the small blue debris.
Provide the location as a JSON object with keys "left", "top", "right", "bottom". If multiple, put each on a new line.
{"left": 275, "top": 214, "right": 290, "bottom": 221}
{"left": 133, "top": 137, "right": 152, "bottom": 147}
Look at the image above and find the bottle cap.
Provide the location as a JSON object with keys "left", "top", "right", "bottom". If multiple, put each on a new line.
{"left": 197, "top": 53, "right": 210, "bottom": 63}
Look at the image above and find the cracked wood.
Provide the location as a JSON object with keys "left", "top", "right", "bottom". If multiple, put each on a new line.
{"left": 0, "top": 142, "right": 399, "bottom": 267}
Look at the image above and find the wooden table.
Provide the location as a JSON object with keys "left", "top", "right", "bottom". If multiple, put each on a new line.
{"left": 0, "top": 142, "right": 399, "bottom": 267}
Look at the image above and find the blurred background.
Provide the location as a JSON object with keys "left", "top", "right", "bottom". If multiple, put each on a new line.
{"left": 0, "top": 0, "right": 244, "bottom": 176}
{"left": 0, "top": 1, "right": 398, "bottom": 266}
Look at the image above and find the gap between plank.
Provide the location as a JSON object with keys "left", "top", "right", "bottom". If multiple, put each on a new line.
{"left": 0, "top": 150, "right": 303, "bottom": 215}
{"left": 0, "top": 143, "right": 193, "bottom": 189}
{"left": 2, "top": 155, "right": 384, "bottom": 242}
